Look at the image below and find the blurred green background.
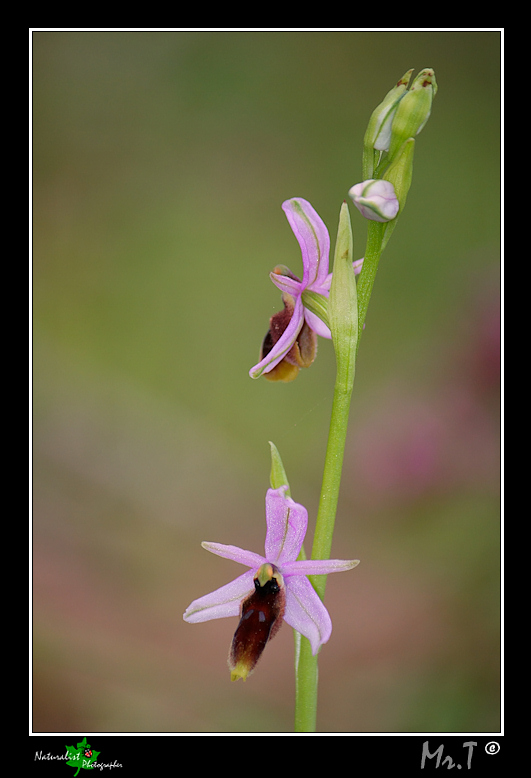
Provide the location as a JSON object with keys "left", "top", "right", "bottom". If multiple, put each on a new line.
{"left": 33, "top": 30, "right": 500, "bottom": 733}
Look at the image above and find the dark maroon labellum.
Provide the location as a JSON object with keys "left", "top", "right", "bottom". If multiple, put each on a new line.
{"left": 228, "top": 565, "right": 286, "bottom": 681}
{"left": 260, "top": 292, "right": 317, "bottom": 382}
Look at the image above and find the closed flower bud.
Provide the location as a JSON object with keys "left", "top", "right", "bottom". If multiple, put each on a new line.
{"left": 348, "top": 179, "right": 399, "bottom": 223}
{"left": 363, "top": 69, "right": 413, "bottom": 178}
{"left": 386, "top": 68, "right": 437, "bottom": 165}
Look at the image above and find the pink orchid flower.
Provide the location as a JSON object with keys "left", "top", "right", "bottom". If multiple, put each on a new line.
{"left": 183, "top": 485, "right": 359, "bottom": 680}
{"left": 249, "top": 198, "right": 363, "bottom": 382}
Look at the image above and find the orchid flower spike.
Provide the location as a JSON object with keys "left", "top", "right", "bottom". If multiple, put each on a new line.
{"left": 249, "top": 198, "right": 363, "bottom": 382}
{"left": 183, "top": 485, "right": 359, "bottom": 681}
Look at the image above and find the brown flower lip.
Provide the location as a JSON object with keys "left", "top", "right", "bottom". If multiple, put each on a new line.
{"left": 228, "top": 563, "right": 285, "bottom": 682}
{"left": 260, "top": 293, "right": 317, "bottom": 383}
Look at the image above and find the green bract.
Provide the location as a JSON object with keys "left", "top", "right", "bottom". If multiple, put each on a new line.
{"left": 381, "top": 137, "right": 415, "bottom": 250}
{"left": 328, "top": 202, "right": 357, "bottom": 390}
{"left": 269, "top": 441, "right": 291, "bottom": 494}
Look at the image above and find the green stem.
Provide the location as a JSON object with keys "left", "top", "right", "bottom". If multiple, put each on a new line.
{"left": 311, "top": 380, "right": 354, "bottom": 594}
{"left": 293, "top": 204, "right": 357, "bottom": 733}
{"left": 294, "top": 208, "right": 387, "bottom": 733}
{"left": 294, "top": 632, "right": 318, "bottom": 732}
{"left": 293, "top": 370, "right": 354, "bottom": 732}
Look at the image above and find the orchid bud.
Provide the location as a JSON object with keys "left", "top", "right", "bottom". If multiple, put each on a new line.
{"left": 386, "top": 68, "right": 437, "bottom": 166}
{"left": 348, "top": 179, "right": 399, "bottom": 223}
{"left": 363, "top": 69, "right": 413, "bottom": 178}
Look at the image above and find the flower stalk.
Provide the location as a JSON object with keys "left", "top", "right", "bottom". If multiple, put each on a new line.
{"left": 294, "top": 201, "right": 358, "bottom": 731}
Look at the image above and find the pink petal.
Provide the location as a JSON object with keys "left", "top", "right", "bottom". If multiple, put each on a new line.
{"left": 283, "top": 575, "right": 332, "bottom": 655}
{"left": 304, "top": 308, "right": 332, "bottom": 339}
{"left": 201, "top": 541, "right": 265, "bottom": 570}
{"left": 264, "top": 486, "right": 307, "bottom": 565}
{"left": 183, "top": 570, "right": 255, "bottom": 623}
{"left": 270, "top": 271, "right": 302, "bottom": 297}
{"left": 282, "top": 558, "right": 359, "bottom": 576}
{"left": 282, "top": 198, "right": 330, "bottom": 289}
{"left": 249, "top": 295, "right": 305, "bottom": 378}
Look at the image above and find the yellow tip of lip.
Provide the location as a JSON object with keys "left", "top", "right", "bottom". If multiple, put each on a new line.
{"left": 230, "top": 662, "right": 250, "bottom": 682}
